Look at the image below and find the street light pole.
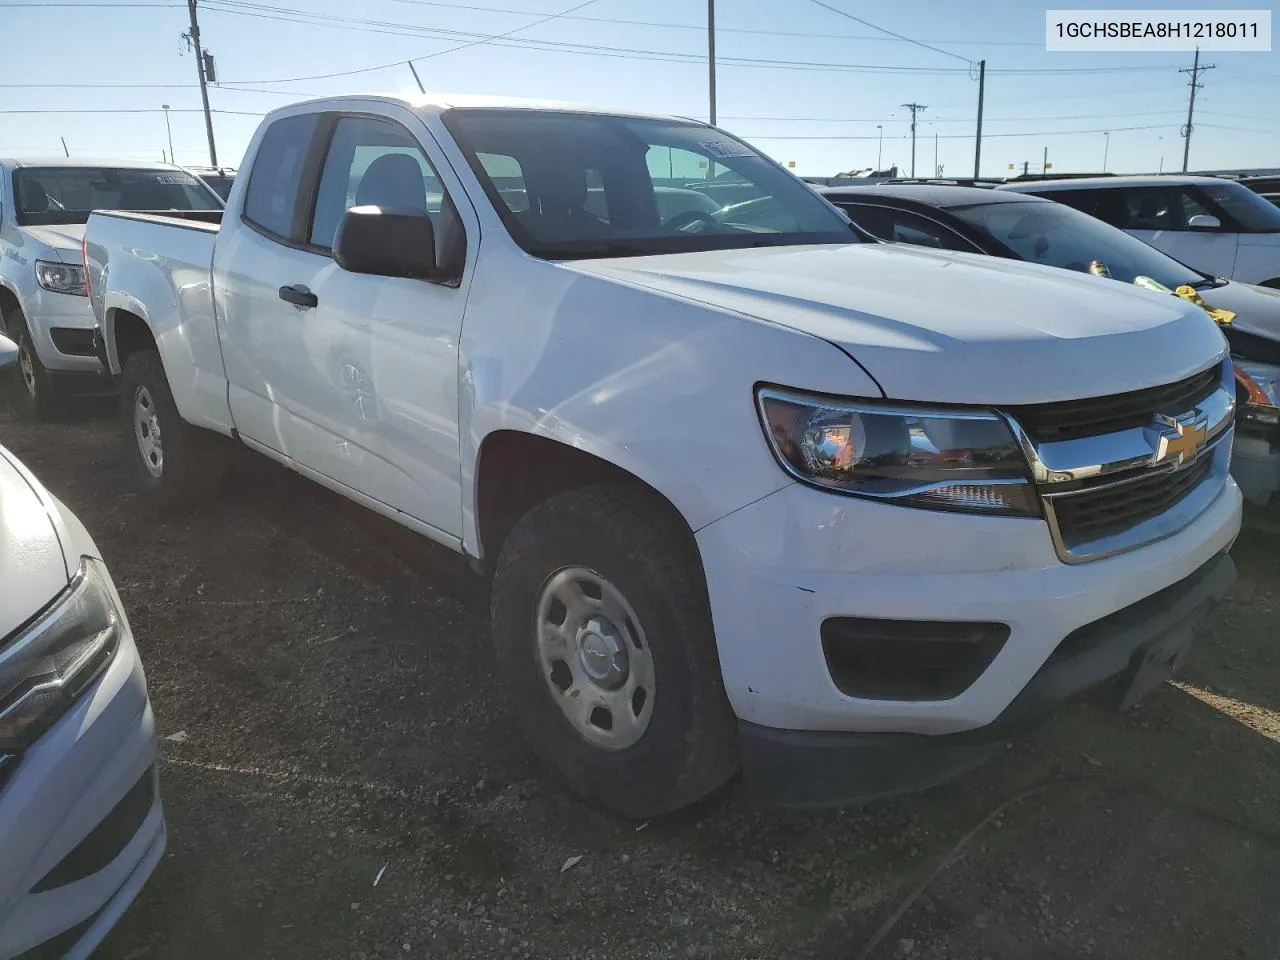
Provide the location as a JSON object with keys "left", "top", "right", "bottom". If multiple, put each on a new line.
{"left": 876, "top": 124, "right": 883, "bottom": 171}
{"left": 1103, "top": 131, "right": 1110, "bottom": 173}
{"left": 162, "top": 104, "right": 175, "bottom": 164}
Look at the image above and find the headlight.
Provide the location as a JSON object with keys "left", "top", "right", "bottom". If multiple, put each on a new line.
{"left": 34, "top": 259, "right": 87, "bottom": 296}
{"left": 0, "top": 558, "right": 121, "bottom": 751}
{"left": 1234, "top": 360, "right": 1280, "bottom": 429}
{"left": 757, "top": 387, "right": 1039, "bottom": 516}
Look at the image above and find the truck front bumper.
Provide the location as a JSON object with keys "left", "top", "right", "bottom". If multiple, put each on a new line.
{"left": 695, "top": 476, "right": 1243, "bottom": 808}
{"left": 737, "top": 550, "right": 1236, "bottom": 808}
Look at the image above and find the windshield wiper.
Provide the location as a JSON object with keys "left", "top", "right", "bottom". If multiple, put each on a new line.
{"left": 1191, "top": 276, "right": 1227, "bottom": 289}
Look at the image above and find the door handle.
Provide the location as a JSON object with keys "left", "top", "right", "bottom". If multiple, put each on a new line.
{"left": 278, "top": 284, "right": 318, "bottom": 309}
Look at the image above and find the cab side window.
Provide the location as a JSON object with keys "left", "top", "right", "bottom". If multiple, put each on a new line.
{"left": 308, "top": 115, "right": 465, "bottom": 276}
{"left": 243, "top": 113, "right": 319, "bottom": 240}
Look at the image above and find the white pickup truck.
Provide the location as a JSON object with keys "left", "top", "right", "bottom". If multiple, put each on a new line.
{"left": 84, "top": 94, "right": 1243, "bottom": 816}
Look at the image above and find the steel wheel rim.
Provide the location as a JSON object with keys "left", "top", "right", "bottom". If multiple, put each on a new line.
{"left": 17, "top": 340, "right": 35, "bottom": 399}
{"left": 534, "top": 567, "right": 655, "bottom": 751}
{"left": 134, "top": 386, "right": 163, "bottom": 478}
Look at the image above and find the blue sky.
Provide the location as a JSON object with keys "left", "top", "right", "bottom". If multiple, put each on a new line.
{"left": 3, "top": 0, "right": 1278, "bottom": 177}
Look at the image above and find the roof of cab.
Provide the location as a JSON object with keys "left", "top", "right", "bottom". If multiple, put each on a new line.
{"left": 264, "top": 92, "right": 705, "bottom": 124}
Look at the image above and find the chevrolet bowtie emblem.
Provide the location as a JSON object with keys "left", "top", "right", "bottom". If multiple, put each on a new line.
{"left": 1149, "top": 412, "right": 1209, "bottom": 468}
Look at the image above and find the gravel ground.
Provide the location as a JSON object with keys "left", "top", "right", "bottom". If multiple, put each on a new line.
{"left": 3, "top": 396, "right": 1278, "bottom": 960}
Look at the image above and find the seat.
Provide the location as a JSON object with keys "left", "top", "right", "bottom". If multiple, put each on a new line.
{"left": 354, "top": 154, "right": 427, "bottom": 212}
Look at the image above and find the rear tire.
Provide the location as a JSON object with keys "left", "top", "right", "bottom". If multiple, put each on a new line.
{"left": 3, "top": 309, "right": 60, "bottom": 420}
{"left": 119, "top": 350, "right": 228, "bottom": 507}
{"left": 490, "top": 483, "right": 738, "bottom": 819}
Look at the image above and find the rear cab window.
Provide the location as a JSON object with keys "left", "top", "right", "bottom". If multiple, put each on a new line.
{"left": 242, "top": 113, "right": 321, "bottom": 240}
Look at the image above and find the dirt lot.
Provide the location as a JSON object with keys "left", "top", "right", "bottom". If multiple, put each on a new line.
{"left": 4, "top": 396, "right": 1279, "bottom": 960}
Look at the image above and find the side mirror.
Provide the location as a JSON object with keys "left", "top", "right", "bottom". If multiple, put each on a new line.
{"left": 1188, "top": 213, "right": 1222, "bottom": 231}
{"left": 333, "top": 205, "right": 436, "bottom": 280}
{"left": 0, "top": 334, "right": 17, "bottom": 370}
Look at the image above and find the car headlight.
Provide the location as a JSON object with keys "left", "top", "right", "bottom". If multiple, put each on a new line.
{"left": 34, "top": 259, "right": 87, "bottom": 296}
{"left": 757, "top": 387, "right": 1039, "bottom": 516}
{"left": 1234, "top": 360, "right": 1280, "bottom": 429}
{"left": 0, "top": 558, "right": 121, "bottom": 752}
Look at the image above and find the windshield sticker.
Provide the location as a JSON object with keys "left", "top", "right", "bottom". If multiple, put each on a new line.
{"left": 698, "top": 140, "right": 756, "bottom": 160}
{"left": 156, "top": 175, "right": 197, "bottom": 185}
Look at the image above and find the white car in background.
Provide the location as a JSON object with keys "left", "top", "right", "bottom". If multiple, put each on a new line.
{"left": 1000, "top": 175, "right": 1280, "bottom": 288}
{"left": 0, "top": 336, "right": 164, "bottom": 959}
{"left": 0, "top": 158, "right": 223, "bottom": 418}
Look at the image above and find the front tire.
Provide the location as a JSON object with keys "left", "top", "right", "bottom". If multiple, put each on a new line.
{"left": 119, "top": 350, "right": 228, "bottom": 507}
{"left": 491, "top": 483, "right": 738, "bottom": 818}
{"left": 4, "top": 310, "right": 59, "bottom": 420}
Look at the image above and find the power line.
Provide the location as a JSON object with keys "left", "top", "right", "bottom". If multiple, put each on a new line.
{"left": 747, "top": 123, "right": 1172, "bottom": 141}
{"left": 197, "top": 1, "right": 1178, "bottom": 84}
{"left": 805, "top": 0, "right": 973, "bottom": 65}
{"left": 384, "top": 0, "right": 1042, "bottom": 45}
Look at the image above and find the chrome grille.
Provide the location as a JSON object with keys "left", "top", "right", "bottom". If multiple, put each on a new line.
{"left": 1007, "top": 366, "right": 1221, "bottom": 443}
{"left": 1005, "top": 359, "right": 1234, "bottom": 563}
{"left": 1050, "top": 456, "right": 1214, "bottom": 549}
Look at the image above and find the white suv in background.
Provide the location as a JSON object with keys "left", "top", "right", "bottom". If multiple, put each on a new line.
{"left": 1001, "top": 175, "right": 1280, "bottom": 287}
{"left": 0, "top": 158, "right": 223, "bottom": 418}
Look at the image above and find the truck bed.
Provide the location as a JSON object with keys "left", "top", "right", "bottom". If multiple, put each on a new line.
{"left": 88, "top": 209, "right": 222, "bottom": 231}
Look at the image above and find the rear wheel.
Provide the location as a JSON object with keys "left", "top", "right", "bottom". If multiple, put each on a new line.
{"left": 490, "top": 483, "right": 738, "bottom": 818}
{"left": 120, "top": 350, "right": 228, "bottom": 507}
{"left": 3, "top": 309, "right": 59, "bottom": 420}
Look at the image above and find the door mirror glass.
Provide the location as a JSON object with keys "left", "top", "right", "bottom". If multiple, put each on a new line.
{"left": 333, "top": 206, "right": 437, "bottom": 280}
{"left": 0, "top": 334, "right": 16, "bottom": 369}
{"left": 1188, "top": 213, "right": 1222, "bottom": 231}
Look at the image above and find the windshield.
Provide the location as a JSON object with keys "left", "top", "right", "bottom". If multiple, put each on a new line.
{"left": 441, "top": 109, "right": 858, "bottom": 259}
{"left": 1198, "top": 180, "right": 1280, "bottom": 232}
{"left": 951, "top": 199, "right": 1209, "bottom": 289}
{"left": 12, "top": 166, "right": 224, "bottom": 226}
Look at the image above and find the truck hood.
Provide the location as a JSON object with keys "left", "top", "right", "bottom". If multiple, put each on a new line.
{"left": 0, "top": 446, "right": 70, "bottom": 640}
{"left": 567, "top": 243, "right": 1228, "bottom": 405}
{"left": 21, "top": 223, "right": 86, "bottom": 260}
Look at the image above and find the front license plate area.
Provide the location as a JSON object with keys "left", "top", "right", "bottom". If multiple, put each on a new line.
{"left": 1114, "top": 604, "right": 1213, "bottom": 711}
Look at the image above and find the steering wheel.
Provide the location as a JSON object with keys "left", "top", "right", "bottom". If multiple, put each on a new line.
{"left": 662, "top": 210, "right": 720, "bottom": 233}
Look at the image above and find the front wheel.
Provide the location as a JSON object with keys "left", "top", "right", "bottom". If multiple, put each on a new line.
{"left": 4, "top": 311, "right": 59, "bottom": 420}
{"left": 490, "top": 483, "right": 738, "bottom": 818}
{"left": 119, "top": 350, "right": 228, "bottom": 507}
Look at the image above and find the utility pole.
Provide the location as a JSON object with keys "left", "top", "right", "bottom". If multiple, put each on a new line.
{"left": 707, "top": 0, "right": 717, "bottom": 126}
{"left": 876, "top": 124, "right": 883, "bottom": 171}
{"left": 934, "top": 131, "right": 938, "bottom": 176}
{"left": 60, "top": 137, "right": 69, "bottom": 158}
{"left": 901, "top": 102, "right": 926, "bottom": 177}
{"left": 1180, "top": 46, "right": 1214, "bottom": 173}
{"left": 1102, "top": 131, "right": 1110, "bottom": 172}
{"left": 1042, "top": 145, "right": 1048, "bottom": 174}
{"left": 972, "top": 59, "right": 985, "bottom": 179}
{"left": 184, "top": 0, "right": 218, "bottom": 166}
{"left": 162, "top": 104, "right": 175, "bottom": 163}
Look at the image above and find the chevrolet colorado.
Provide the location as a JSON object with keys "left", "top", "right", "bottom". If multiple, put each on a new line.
{"left": 84, "top": 94, "right": 1242, "bottom": 816}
